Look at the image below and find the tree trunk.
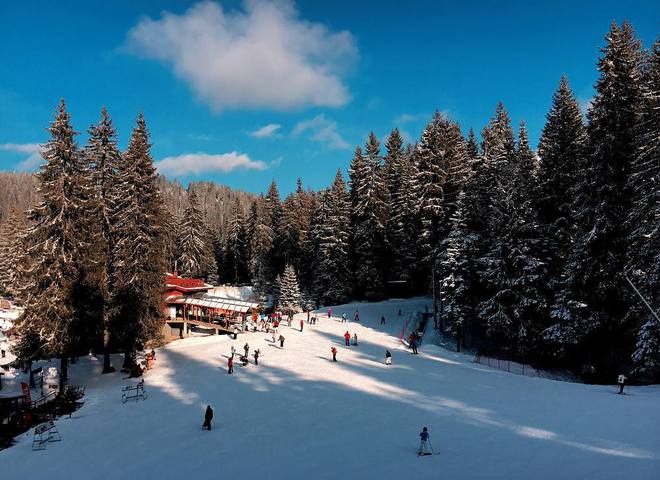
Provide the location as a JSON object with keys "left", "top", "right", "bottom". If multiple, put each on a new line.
{"left": 59, "top": 357, "right": 68, "bottom": 394}
{"left": 102, "top": 306, "right": 113, "bottom": 373}
{"left": 28, "top": 360, "right": 34, "bottom": 388}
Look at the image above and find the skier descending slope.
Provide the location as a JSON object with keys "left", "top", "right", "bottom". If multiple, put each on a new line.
{"left": 385, "top": 350, "right": 392, "bottom": 365}
{"left": 417, "top": 427, "right": 432, "bottom": 456}
{"left": 202, "top": 405, "right": 213, "bottom": 431}
{"left": 331, "top": 346, "right": 338, "bottom": 362}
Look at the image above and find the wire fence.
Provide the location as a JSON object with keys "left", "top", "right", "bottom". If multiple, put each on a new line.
{"left": 473, "top": 354, "right": 540, "bottom": 377}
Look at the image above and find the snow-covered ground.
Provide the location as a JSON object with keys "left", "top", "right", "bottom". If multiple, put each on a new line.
{"left": 1, "top": 297, "right": 659, "bottom": 479}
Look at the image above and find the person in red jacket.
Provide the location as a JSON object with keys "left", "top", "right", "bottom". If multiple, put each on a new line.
{"left": 300, "top": 319, "right": 304, "bottom": 332}
{"left": 344, "top": 331, "right": 351, "bottom": 346}
{"left": 227, "top": 356, "right": 234, "bottom": 374}
{"left": 331, "top": 346, "right": 338, "bottom": 362}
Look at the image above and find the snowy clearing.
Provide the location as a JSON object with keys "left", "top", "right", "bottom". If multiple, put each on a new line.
{"left": 1, "top": 298, "right": 659, "bottom": 479}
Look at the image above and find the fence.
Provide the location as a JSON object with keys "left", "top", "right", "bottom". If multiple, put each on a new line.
{"left": 473, "top": 354, "right": 539, "bottom": 377}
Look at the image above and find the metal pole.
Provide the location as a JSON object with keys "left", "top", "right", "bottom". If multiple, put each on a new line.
{"left": 609, "top": 252, "right": 660, "bottom": 323}
{"left": 432, "top": 267, "right": 438, "bottom": 330}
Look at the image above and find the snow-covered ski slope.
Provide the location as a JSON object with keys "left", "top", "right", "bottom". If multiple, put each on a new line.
{"left": 2, "top": 298, "right": 659, "bottom": 479}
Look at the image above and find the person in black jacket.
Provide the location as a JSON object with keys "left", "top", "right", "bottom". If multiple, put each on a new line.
{"left": 202, "top": 405, "right": 214, "bottom": 430}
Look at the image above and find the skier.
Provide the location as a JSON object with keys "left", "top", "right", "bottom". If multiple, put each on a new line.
{"left": 417, "top": 427, "right": 430, "bottom": 456}
{"left": 300, "top": 319, "right": 304, "bottom": 332}
{"left": 254, "top": 349, "right": 260, "bottom": 366}
{"left": 233, "top": 327, "right": 238, "bottom": 340}
{"left": 307, "top": 310, "right": 311, "bottom": 323}
{"left": 341, "top": 313, "right": 347, "bottom": 323}
{"left": 380, "top": 316, "right": 385, "bottom": 324}
{"left": 202, "top": 405, "right": 213, "bottom": 431}
{"left": 618, "top": 374, "right": 627, "bottom": 394}
{"left": 230, "top": 345, "right": 236, "bottom": 358}
{"left": 272, "top": 330, "right": 277, "bottom": 343}
{"left": 352, "top": 333, "right": 358, "bottom": 346}
{"left": 354, "top": 310, "right": 360, "bottom": 322}
{"left": 227, "top": 356, "right": 234, "bottom": 374}
{"left": 244, "top": 343, "right": 249, "bottom": 358}
{"left": 328, "top": 307, "right": 332, "bottom": 318}
{"left": 331, "top": 346, "right": 338, "bottom": 362}
{"left": 411, "top": 336, "right": 419, "bottom": 355}
{"left": 398, "top": 308, "right": 402, "bottom": 316}
{"left": 385, "top": 350, "right": 392, "bottom": 365}
{"left": 240, "top": 354, "right": 248, "bottom": 366}
{"left": 344, "top": 331, "right": 351, "bottom": 346}
{"left": 279, "top": 335, "right": 285, "bottom": 348}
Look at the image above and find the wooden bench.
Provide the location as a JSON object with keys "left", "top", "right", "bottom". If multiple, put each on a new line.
{"left": 121, "top": 380, "right": 147, "bottom": 404}
{"left": 32, "top": 420, "right": 61, "bottom": 451}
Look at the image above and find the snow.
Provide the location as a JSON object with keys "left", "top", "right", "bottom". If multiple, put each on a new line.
{"left": 207, "top": 284, "right": 254, "bottom": 301}
{"left": 1, "top": 297, "right": 659, "bottom": 479}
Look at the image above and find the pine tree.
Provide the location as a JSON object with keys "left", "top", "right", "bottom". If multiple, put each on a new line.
{"left": 265, "top": 180, "right": 283, "bottom": 276}
{"left": 385, "top": 133, "right": 418, "bottom": 284}
{"left": 628, "top": 40, "right": 660, "bottom": 379}
{"left": 312, "top": 170, "right": 351, "bottom": 305}
{"left": 0, "top": 209, "right": 24, "bottom": 297}
{"left": 16, "top": 100, "right": 87, "bottom": 390}
{"left": 83, "top": 107, "right": 123, "bottom": 373}
{"left": 226, "top": 199, "right": 249, "bottom": 284}
{"left": 276, "top": 264, "right": 302, "bottom": 314}
{"left": 414, "top": 113, "right": 470, "bottom": 280}
{"left": 536, "top": 76, "right": 589, "bottom": 354}
{"left": 349, "top": 136, "right": 387, "bottom": 300}
{"left": 249, "top": 195, "right": 273, "bottom": 292}
{"left": 177, "top": 190, "right": 213, "bottom": 279}
{"left": 559, "top": 22, "right": 644, "bottom": 378}
{"left": 110, "top": 113, "right": 166, "bottom": 373}
{"left": 440, "top": 191, "right": 478, "bottom": 351}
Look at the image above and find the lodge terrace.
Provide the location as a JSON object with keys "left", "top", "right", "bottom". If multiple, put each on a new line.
{"left": 162, "top": 273, "right": 259, "bottom": 338}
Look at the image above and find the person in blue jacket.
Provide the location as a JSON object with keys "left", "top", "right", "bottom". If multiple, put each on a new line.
{"left": 417, "top": 427, "right": 430, "bottom": 455}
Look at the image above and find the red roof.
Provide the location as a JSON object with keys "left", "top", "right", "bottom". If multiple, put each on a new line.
{"left": 164, "top": 273, "right": 210, "bottom": 293}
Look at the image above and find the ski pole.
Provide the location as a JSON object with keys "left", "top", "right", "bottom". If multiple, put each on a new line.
{"left": 428, "top": 439, "right": 434, "bottom": 454}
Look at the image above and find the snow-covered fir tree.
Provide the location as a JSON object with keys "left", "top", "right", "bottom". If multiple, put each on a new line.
{"left": 225, "top": 199, "right": 250, "bottom": 284}
{"left": 628, "top": 40, "right": 660, "bottom": 379}
{"left": 536, "top": 76, "right": 588, "bottom": 334}
{"left": 385, "top": 132, "right": 418, "bottom": 284}
{"left": 177, "top": 190, "right": 213, "bottom": 279}
{"left": 83, "top": 107, "right": 123, "bottom": 373}
{"left": 0, "top": 208, "right": 24, "bottom": 297}
{"left": 276, "top": 264, "right": 302, "bottom": 314}
{"left": 414, "top": 112, "right": 470, "bottom": 279}
{"left": 249, "top": 195, "right": 275, "bottom": 294}
{"left": 440, "top": 190, "right": 477, "bottom": 351}
{"left": 110, "top": 113, "right": 166, "bottom": 373}
{"left": 349, "top": 134, "right": 387, "bottom": 300}
{"left": 312, "top": 170, "right": 351, "bottom": 305}
{"left": 17, "top": 100, "right": 88, "bottom": 390}
{"left": 558, "top": 22, "right": 645, "bottom": 377}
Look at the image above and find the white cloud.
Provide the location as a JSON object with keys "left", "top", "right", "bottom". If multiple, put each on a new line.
{"left": 0, "top": 143, "right": 43, "bottom": 171}
{"left": 126, "top": 0, "right": 357, "bottom": 112}
{"left": 292, "top": 114, "right": 350, "bottom": 150}
{"left": 155, "top": 151, "right": 267, "bottom": 176}
{"left": 393, "top": 113, "right": 428, "bottom": 125}
{"left": 249, "top": 123, "right": 281, "bottom": 138}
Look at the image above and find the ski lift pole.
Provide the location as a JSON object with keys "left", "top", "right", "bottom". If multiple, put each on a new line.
{"left": 609, "top": 252, "right": 660, "bottom": 323}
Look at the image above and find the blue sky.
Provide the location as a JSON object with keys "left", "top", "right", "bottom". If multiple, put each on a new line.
{"left": 1, "top": 0, "right": 658, "bottom": 194}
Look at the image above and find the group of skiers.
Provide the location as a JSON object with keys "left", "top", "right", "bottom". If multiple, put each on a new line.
{"left": 343, "top": 331, "right": 358, "bottom": 346}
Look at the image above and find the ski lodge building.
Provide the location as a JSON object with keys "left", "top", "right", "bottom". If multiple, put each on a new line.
{"left": 162, "top": 272, "right": 259, "bottom": 338}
